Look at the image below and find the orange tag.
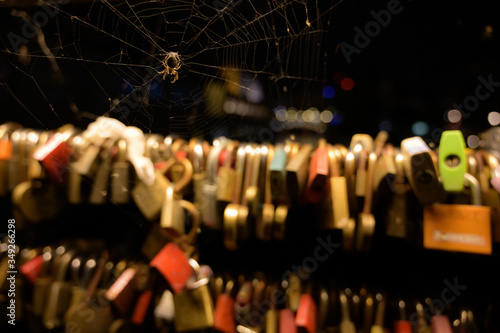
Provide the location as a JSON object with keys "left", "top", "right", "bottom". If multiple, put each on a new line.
{"left": 0, "top": 139, "right": 13, "bottom": 161}
{"left": 424, "top": 204, "right": 492, "bottom": 254}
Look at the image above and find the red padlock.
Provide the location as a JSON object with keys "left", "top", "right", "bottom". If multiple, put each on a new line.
{"left": 33, "top": 132, "right": 73, "bottom": 182}
{"left": 214, "top": 280, "right": 236, "bottom": 333}
{"left": 149, "top": 242, "right": 193, "bottom": 294}
{"left": 131, "top": 290, "right": 153, "bottom": 325}
{"left": 295, "top": 293, "right": 317, "bottom": 333}
{"left": 19, "top": 254, "right": 44, "bottom": 284}
{"left": 279, "top": 309, "right": 297, "bottom": 333}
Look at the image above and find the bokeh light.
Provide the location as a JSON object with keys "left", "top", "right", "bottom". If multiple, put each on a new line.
{"left": 340, "top": 77, "right": 355, "bottom": 91}
{"left": 488, "top": 111, "right": 500, "bottom": 126}
{"left": 467, "top": 135, "right": 480, "bottom": 148}
{"left": 412, "top": 121, "right": 429, "bottom": 136}
{"left": 323, "top": 86, "right": 336, "bottom": 99}
{"left": 447, "top": 109, "right": 462, "bottom": 123}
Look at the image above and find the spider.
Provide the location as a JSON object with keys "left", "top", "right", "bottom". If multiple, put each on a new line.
{"left": 158, "top": 52, "right": 182, "bottom": 83}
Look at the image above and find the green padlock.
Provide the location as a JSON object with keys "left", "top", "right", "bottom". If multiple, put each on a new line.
{"left": 439, "top": 130, "right": 466, "bottom": 191}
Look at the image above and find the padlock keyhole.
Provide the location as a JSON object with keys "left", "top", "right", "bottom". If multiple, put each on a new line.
{"left": 445, "top": 154, "right": 461, "bottom": 167}
{"left": 416, "top": 170, "right": 434, "bottom": 184}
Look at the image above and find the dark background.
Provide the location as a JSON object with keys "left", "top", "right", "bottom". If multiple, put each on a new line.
{"left": 1, "top": 0, "right": 500, "bottom": 331}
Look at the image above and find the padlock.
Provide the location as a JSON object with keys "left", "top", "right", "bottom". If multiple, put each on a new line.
{"left": 33, "top": 125, "right": 75, "bottom": 182}
{"left": 105, "top": 265, "right": 138, "bottom": 317}
{"left": 264, "top": 284, "right": 279, "bottom": 333}
{"left": 43, "top": 249, "right": 75, "bottom": 330}
{"left": 270, "top": 143, "right": 289, "bottom": 203}
{"left": 344, "top": 150, "right": 358, "bottom": 216}
{"left": 373, "top": 144, "right": 397, "bottom": 192}
{"left": 393, "top": 300, "right": 412, "bottom": 333}
{"left": 256, "top": 144, "right": 275, "bottom": 241}
{"left": 350, "top": 134, "right": 373, "bottom": 160}
{"left": 132, "top": 169, "right": 172, "bottom": 220}
{"left": 234, "top": 280, "right": 253, "bottom": 327}
{"left": 150, "top": 242, "right": 193, "bottom": 294}
{"left": 159, "top": 156, "right": 193, "bottom": 236}
{"left": 339, "top": 291, "right": 356, "bottom": 333}
{"left": 73, "top": 137, "right": 106, "bottom": 176}
{"left": 401, "top": 136, "right": 443, "bottom": 204}
{"left": 424, "top": 173, "right": 492, "bottom": 254}
{"left": 384, "top": 150, "right": 412, "bottom": 239}
{"left": 224, "top": 145, "right": 248, "bottom": 250}
{"left": 214, "top": 279, "right": 237, "bottom": 333}
{"left": 356, "top": 152, "right": 378, "bottom": 252}
{"left": 201, "top": 137, "right": 229, "bottom": 228}
{"left": 316, "top": 286, "right": 329, "bottom": 333}
{"left": 67, "top": 135, "right": 85, "bottom": 204}
{"left": 431, "top": 315, "right": 453, "bottom": 333}
{"left": 141, "top": 223, "right": 173, "bottom": 261}
{"left": 64, "top": 255, "right": 106, "bottom": 324}
{"left": 370, "top": 294, "right": 386, "bottom": 333}
{"left": 0, "top": 123, "right": 21, "bottom": 194}
{"left": 88, "top": 138, "right": 115, "bottom": 205}
{"left": 191, "top": 140, "right": 207, "bottom": 213}
{"left": 439, "top": 130, "right": 466, "bottom": 192}
{"left": 361, "top": 294, "right": 374, "bottom": 333}
{"left": 286, "top": 143, "right": 313, "bottom": 202}
{"left": 32, "top": 248, "right": 53, "bottom": 316}
{"left": 295, "top": 291, "right": 317, "bottom": 333}
{"left": 173, "top": 259, "right": 215, "bottom": 332}
{"left": 305, "top": 139, "right": 329, "bottom": 203}
{"left": 110, "top": 139, "right": 131, "bottom": 204}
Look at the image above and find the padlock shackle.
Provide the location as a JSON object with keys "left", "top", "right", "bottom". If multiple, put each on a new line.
{"left": 464, "top": 173, "right": 481, "bottom": 206}
{"left": 161, "top": 157, "right": 193, "bottom": 194}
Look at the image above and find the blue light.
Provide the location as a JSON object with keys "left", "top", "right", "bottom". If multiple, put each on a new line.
{"left": 323, "top": 86, "right": 336, "bottom": 99}
{"left": 412, "top": 121, "right": 429, "bottom": 136}
{"left": 331, "top": 113, "right": 343, "bottom": 126}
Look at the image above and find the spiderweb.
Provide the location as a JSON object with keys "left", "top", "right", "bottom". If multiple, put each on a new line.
{"left": 0, "top": 0, "right": 344, "bottom": 138}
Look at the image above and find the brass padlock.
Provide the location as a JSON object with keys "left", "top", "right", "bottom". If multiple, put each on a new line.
{"left": 160, "top": 156, "right": 194, "bottom": 236}
{"left": 110, "top": 139, "right": 131, "bottom": 204}
{"left": 43, "top": 249, "right": 76, "bottom": 330}
{"left": 173, "top": 260, "right": 215, "bottom": 332}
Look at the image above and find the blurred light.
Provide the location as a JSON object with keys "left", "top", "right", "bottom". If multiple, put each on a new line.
{"left": 379, "top": 120, "right": 392, "bottom": 132}
{"left": 312, "top": 109, "right": 321, "bottom": 124}
{"left": 274, "top": 105, "right": 286, "bottom": 114}
{"left": 340, "top": 77, "right": 355, "bottom": 91}
{"left": 483, "top": 25, "right": 494, "bottom": 39}
{"left": 270, "top": 118, "right": 285, "bottom": 132}
{"left": 286, "top": 109, "right": 297, "bottom": 122}
{"left": 223, "top": 100, "right": 236, "bottom": 114}
{"left": 246, "top": 80, "right": 264, "bottom": 103}
{"left": 331, "top": 113, "right": 343, "bottom": 126}
{"left": 488, "top": 111, "right": 500, "bottom": 126}
{"left": 412, "top": 121, "right": 429, "bottom": 136}
{"left": 467, "top": 135, "right": 480, "bottom": 148}
{"left": 447, "top": 109, "right": 462, "bottom": 123}
{"left": 320, "top": 110, "right": 334, "bottom": 123}
{"left": 275, "top": 108, "right": 287, "bottom": 121}
{"left": 334, "top": 71, "right": 346, "bottom": 84}
{"left": 323, "top": 86, "right": 336, "bottom": 99}
{"left": 297, "top": 110, "right": 304, "bottom": 123}
{"left": 303, "top": 109, "right": 314, "bottom": 123}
